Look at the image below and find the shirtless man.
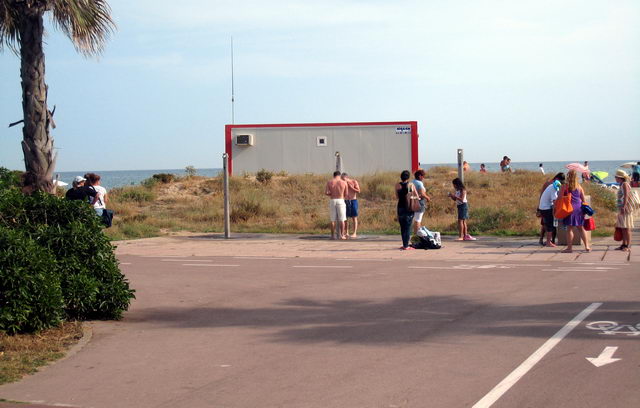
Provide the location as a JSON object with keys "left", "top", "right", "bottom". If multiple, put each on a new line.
{"left": 341, "top": 172, "right": 361, "bottom": 238}
{"left": 325, "top": 171, "right": 348, "bottom": 239}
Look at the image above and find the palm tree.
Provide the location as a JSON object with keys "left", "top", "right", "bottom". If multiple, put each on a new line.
{"left": 0, "top": 0, "right": 114, "bottom": 193}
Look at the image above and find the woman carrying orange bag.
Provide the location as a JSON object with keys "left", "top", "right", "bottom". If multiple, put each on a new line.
{"left": 559, "top": 170, "right": 591, "bottom": 253}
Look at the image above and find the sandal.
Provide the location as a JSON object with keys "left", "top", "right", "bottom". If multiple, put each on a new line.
{"left": 615, "top": 245, "right": 627, "bottom": 251}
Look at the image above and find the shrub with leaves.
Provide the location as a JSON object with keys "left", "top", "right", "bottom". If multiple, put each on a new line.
{"left": 151, "top": 173, "right": 176, "bottom": 184}
{"left": 0, "top": 190, "right": 135, "bottom": 333}
{"left": 255, "top": 169, "right": 273, "bottom": 184}
{"left": 0, "top": 167, "right": 22, "bottom": 191}
{"left": 0, "top": 227, "right": 63, "bottom": 334}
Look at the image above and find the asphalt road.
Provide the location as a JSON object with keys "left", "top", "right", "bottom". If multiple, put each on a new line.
{"left": 1, "top": 255, "right": 638, "bottom": 408}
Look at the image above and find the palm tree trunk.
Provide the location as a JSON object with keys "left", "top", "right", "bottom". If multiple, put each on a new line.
{"left": 18, "top": 8, "right": 56, "bottom": 193}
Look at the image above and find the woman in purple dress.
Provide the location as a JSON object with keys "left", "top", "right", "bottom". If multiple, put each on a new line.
{"left": 560, "top": 170, "right": 591, "bottom": 253}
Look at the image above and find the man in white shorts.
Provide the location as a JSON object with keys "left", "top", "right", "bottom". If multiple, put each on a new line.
{"left": 412, "top": 169, "right": 431, "bottom": 234}
{"left": 325, "top": 171, "right": 348, "bottom": 240}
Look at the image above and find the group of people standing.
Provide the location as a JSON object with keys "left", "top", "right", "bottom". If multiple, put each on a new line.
{"left": 538, "top": 168, "right": 635, "bottom": 252}
{"left": 65, "top": 173, "right": 108, "bottom": 216}
{"left": 325, "top": 171, "right": 360, "bottom": 240}
{"left": 394, "top": 170, "right": 475, "bottom": 250}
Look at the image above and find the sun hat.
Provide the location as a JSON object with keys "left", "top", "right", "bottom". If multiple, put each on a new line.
{"left": 615, "top": 169, "right": 630, "bottom": 181}
{"left": 74, "top": 176, "right": 86, "bottom": 183}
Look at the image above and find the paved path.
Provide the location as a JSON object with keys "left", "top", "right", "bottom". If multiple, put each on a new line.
{"left": 1, "top": 233, "right": 638, "bottom": 407}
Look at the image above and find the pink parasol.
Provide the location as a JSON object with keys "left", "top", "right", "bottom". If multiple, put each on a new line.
{"left": 565, "top": 162, "right": 588, "bottom": 173}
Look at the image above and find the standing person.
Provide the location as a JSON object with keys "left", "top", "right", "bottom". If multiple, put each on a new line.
{"left": 86, "top": 173, "right": 108, "bottom": 216}
{"left": 479, "top": 163, "right": 487, "bottom": 173}
{"left": 614, "top": 170, "right": 633, "bottom": 251}
{"left": 448, "top": 178, "right": 476, "bottom": 241}
{"left": 395, "top": 170, "right": 415, "bottom": 250}
{"left": 539, "top": 163, "right": 545, "bottom": 175}
{"left": 325, "top": 171, "right": 348, "bottom": 240}
{"left": 538, "top": 172, "right": 564, "bottom": 245}
{"left": 582, "top": 161, "right": 591, "bottom": 182}
{"left": 560, "top": 170, "right": 590, "bottom": 253}
{"left": 65, "top": 176, "right": 97, "bottom": 202}
{"left": 538, "top": 173, "right": 565, "bottom": 247}
{"left": 499, "top": 156, "right": 508, "bottom": 172}
{"left": 412, "top": 169, "right": 431, "bottom": 234}
{"left": 341, "top": 172, "right": 360, "bottom": 238}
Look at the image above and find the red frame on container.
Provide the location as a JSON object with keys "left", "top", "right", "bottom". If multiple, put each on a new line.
{"left": 225, "top": 121, "right": 419, "bottom": 175}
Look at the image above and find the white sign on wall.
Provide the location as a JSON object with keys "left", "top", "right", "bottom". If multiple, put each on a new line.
{"left": 396, "top": 126, "right": 411, "bottom": 134}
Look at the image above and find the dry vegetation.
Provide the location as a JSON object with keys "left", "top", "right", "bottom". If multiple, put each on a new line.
{"left": 0, "top": 321, "right": 84, "bottom": 385}
{"left": 104, "top": 168, "right": 618, "bottom": 241}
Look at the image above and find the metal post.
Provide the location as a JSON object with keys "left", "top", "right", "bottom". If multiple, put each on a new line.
{"left": 457, "top": 149, "right": 464, "bottom": 183}
{"left": 335, "top": 151, "right": 342, "bottom": 173}
{"left": 223, "top": 153, "right": 230, "bottom": 239}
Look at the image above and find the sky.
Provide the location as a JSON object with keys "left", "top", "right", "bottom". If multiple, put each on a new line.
{"left": 1, "top": 0, "right": 639, "bottom": 171}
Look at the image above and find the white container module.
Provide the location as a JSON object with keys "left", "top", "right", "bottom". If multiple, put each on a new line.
{"left": 224, "top": 121, "right": 420, "bottom": 176}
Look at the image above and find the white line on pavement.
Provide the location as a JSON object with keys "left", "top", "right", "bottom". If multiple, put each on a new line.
{"left": 182, "top": 264, "right": 239, "bottom": 267}
{"left": 120, "top": 263, "right": 132, "bottom": 265}
{"left": 234, "top": 257, "right": 287, "bottom": 260}
{"left": 472, "top": 302, "right": 602, "bottom": 408}
{"left": 162, "top": 259, "right": 212, "bottom": 262}
{"left": 292, "top": 265, "right": 353, "bottom": 269}
{"left": 335, "top": 258, "right": 392, "bottom": 261}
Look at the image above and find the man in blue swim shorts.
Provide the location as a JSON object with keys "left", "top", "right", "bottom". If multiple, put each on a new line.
{"left": 342, "top": 173, "right": 361, "bottom": 238}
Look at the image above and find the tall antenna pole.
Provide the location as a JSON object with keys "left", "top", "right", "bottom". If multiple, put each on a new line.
{"left": 231, "top": 36, "right": 235, "bottom": 124}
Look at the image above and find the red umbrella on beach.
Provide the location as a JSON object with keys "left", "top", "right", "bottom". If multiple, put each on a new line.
{"left": 565, "top": 162, "right": 588, "bottom": 173}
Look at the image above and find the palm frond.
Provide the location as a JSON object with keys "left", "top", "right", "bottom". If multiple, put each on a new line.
{"left": 0, "top": 0, "right": 22, "bottom": 54}
{"left": 49, "top": 0, "right": 116, "bottom": 56}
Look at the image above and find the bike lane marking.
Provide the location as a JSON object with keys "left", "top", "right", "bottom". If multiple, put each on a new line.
{"left": 472, "top": 302, "right": 602, "bottom": 408}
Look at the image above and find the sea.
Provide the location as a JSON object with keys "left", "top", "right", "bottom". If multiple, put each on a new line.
{"left": 53, "top": 160, "right": 635, "bottom": 190}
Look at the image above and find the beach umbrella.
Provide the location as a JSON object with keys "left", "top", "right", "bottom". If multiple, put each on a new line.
{"left": 565, "top": 162, "right": 588, "bottom": 173}
{"left": 620, "top": 162, "right": 637, "bottom": 169}
{"left": 591, "top": 171, "right": 608, "bottom": 182}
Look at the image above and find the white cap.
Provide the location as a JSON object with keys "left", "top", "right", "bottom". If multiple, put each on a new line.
{"left": 74, "top": 176, "right": 86, "bottom": 183}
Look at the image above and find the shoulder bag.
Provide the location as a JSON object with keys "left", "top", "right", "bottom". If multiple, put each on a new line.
{"left": 407, "top": 183, "right": 421, "bottom": 212}
{"left": 554, "top": 188, "right": 573, "bottom": 219}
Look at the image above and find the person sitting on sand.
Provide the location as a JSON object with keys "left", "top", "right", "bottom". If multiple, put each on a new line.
{"left": 463, "top": 161, "right": 470, "bottom": 172}
{"left": 582, "top": 161, "right": 591, "bottom": 182}
{"left": 341, "top": 172, "right": 361, "bottom": 238}
{"left": 325, "top": 171, "right": 348, "bottom": 240}
{"left": 479, "top": 163, "right": 487, "bottom": 173}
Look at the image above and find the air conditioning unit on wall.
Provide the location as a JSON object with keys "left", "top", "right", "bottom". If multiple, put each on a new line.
{"left": 235, "top": 134, "right": 254, "bottom": 146}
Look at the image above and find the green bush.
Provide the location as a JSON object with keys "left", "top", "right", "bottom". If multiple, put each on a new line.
{"left": 0, "top": 167, "right": 22, "bottom": 191}
{"left": 0, "top": 228, "right": 63, "bottom": 334}
{"left": 0, "top": 190, "right": 135, "bottom": 333}
{"left": 152, "top": 173, "right": 176, "bottom": 183}
{"left": 114, "top": 187, "right": 156, "bottom": 203}
{"left": 256, "top": 169, "right": 274, "bottom": 184}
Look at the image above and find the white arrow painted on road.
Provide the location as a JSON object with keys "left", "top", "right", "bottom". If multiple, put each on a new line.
{"left": 586, "top": 347, "right": 621, "bottom": 367}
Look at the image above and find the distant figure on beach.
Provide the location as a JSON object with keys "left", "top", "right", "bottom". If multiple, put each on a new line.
{"left": 581, "top": 161, "right": 591, "bottom": 182}
{"left": 631, "top": 162, "right": 640, "bottom": 187}
{"left": 395, "top": 170, "right": 415, "bottom": 250}
{"left": 614, "top": 170, "right": 633, "bottom": 252}
{"left": 539, "top": 163, "right": 545, "bottom": 175}
{"left": 65, "top": 175, "right": 97, "bottom": 202}
{"left": 463, "top": 161, "right": 470, "bottom": 172}
{"left": 560, "top": 170, "right": 590, "bottom": 253}
{"left": 448, "top": 178, "right": 476, "bottom": 241}
{"left": 412, "top": 169, "right": 431, "bottom": 235}
{"left": 538, "top": 173, "right": 564, "bottom": 247}
{"left": 341, "top": 172, "right": 360, "bottom": 238}
{"left": 479, "top": 163, "right": 487, "bottom": 173}
{"left": 500, "top": 156, "right": 512, "bottom": 173}
{"left": 325, "top": 171, "right": 348, "bottom": 240}
{"left": 85, "top": 173, "right": 108, "bottom": 216}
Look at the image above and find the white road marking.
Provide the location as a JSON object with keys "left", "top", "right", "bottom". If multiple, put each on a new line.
{"left": 335, "top": 258, "right": 392, "bottom": 262}
{"left": 410, "top": 264, "right": 550, "bottom": 270}
{"left": 586, "top": 347, "right": 621, "bottom": 367}
{"left": 542, "top": 268, "right": 618, "bottom": 272}
{"left": 120, "top": 263, "right": 132, "bottom": 265}
{"left": 473, "top": 302, "right": 602, "bottom": 408}
{"left": 234, "top": 256, "right": 286, "bottom": 260}
{"left": 292, "top": 265, "right": 353, "bottom": 269}
{"left": 162, "top": 259, "right": 212, "bottom": 262}
{"left": 182, "top": 264, "right": 239, "bottom": 267}
{"left": 586, "top": 321, "right": 640, "bottom": 336}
